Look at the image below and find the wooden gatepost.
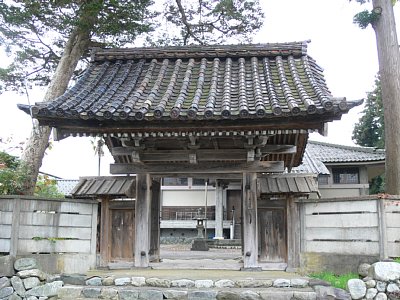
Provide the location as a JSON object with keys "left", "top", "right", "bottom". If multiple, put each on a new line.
{"left": 20, "top": 42, "right": 361, "bottom": 270}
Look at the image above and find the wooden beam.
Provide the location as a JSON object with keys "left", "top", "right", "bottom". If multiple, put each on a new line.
{"left": 110, "top": 161, "right": 284, "bottom": 174}
{"left": 111, "top": 146, "right": 297, "bottom": 162}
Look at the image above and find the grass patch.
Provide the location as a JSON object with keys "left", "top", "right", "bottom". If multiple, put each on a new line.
{"left": 394, "top": 257, "right": 400, "bottom": 263}
{"left": 309, "top": 272, "right": 359, "bottom": 290}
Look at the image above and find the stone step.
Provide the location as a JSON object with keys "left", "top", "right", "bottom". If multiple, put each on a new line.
{"left": 58, "top": 285, "right": 318, "bottom": 300}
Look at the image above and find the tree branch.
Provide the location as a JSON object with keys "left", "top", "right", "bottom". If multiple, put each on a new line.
{"left": 174, "top": 0, "right": 205, "bottom": 45}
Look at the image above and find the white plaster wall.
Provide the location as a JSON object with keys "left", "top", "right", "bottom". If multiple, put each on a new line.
{"left": 162, "top": 190, "right": 216, "bottom": 206}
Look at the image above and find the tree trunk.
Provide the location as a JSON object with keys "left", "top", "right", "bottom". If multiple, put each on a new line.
{"left": 21, "top": 28, "right": 91, "bottom": 194}
{"left": 372, "top": 0, "right": 400, "bottom": 194}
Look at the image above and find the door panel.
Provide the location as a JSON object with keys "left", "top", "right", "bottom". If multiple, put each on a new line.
{"left": 258, "top": 208, "right": 287, "bottom": 263}
{"left": 111, "top": 209, "right": 134, "bottom": 260}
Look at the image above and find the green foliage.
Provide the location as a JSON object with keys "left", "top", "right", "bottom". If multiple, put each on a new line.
{"left": 34, "top": 175, "right": 64, "bottom": 198}
{"left": 394, "top": 257, "right": 400, "bottom": 263}
{"left": 353, "top": 77, "right": 385, "bottom": 193}
{"left": 310, "top": 272, "right": 359, "bottom": 290}
{"left": 155, "top": 0, "right": 264, "bottom": 46}
{"left": 0, "top": 0, "right": 157, "bottom": 92}
{"left": 353, "top": 77, "right": 385, "bottom": 148}
{"left": 353, "top": 9, "right": 381, "bottom": 29}
{"left": 0, "top": 151, "right": 28, "bottom": 195}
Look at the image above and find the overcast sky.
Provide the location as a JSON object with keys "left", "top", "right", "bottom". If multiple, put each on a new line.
{"left": 0, "top": 0, "right": 398, "bottom": 179}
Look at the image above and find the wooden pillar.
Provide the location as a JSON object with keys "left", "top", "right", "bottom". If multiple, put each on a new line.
{"left": 134, "top": 173, "right": 152, "bottom": 268}
{"left": 215, "top": 181, "right": 224, "bottom": 239}
{"left": 242, "top": 172, "right": 259, "bottom": 269}
{"left": 149, "top": 178, "right": 161, "bottom": 262}
{"left": 286, "top": 196, "right": 300, "bottom": 272}
{"left": 99, "top": 197, "right": 110, "bottom": 267}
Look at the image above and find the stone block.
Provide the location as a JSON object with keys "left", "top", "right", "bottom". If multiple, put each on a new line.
{"left": 115, "top": 277, "right": 131, "bottom": 286}
{"left": 375, "top": 292, "right": 388, "bottom": 300}
{"left": 102, "top": 276, "right": 115, "bottom": 286}
{"left": 25, "top": 281, "right": 63, "bottom": 298}
{"left": 215, "top": 279, "right": 235, "bottom": 288}
{"left": 273, "top": 279, "right": 290, "bottom": 288}
{"left": 358, "top": 263, "right": 371, "bottom": 277}
{"left": 60, "top": 274, "right": 86, "bottom": 285}
{"left": 387, "top": 282, "right": 400, "bottom": 293}
{"left": 23, "top": 277, "right": 40, "bottom": 290}
{"left": 119, "top": 289, "right": 139, "bottom": 300}
{"left": 57, "top": 286, "right": 82, "bottom": 300}
{"left": 131, "top": 277, "right": 146, "bottom": 287}
{"left": 195, "top": 280, "right": 214, "bottom": 288}
{"left": 17, "top": 269, "right": 47, "bottom": 281}
{"left": 81, "top": 286, "right": 101, "bottom": 298}
{"left": 0, "top": 286, "right": 14, "bottom": 299}
{"left": 216, "top": 291, "right": 240, "bottom": 300}
{"left": 146, "top": 277, "right": 171, "bottom": 288}
{"left": 171, "top": 279, "right": 195, "bottom": 288}
{"left": 377, "top": 281, "right": 387, "bottom": 292}
{"left": 292, "top": 291, "right": 317, "bottom": 300}
{"left": 235, "top": 279, "right": 272, "bottom": 288}
{"left": 86, "top": 276, "right": 102, "bottom": 286}
{"left": 347, "top": 278, "right": 366, "bottom": 300}
{"left": 164, "top": 289, "right": 188, "bottom": 299}
{"left": 259, "top": 290, "right": 293, "bottom": 300}
{"left": 138, "top": 289, "right": 163, "bottom": 300}
{"left": 369, "top": 262, "right": 400, "bottom": 281}
{"left": 365, "top": 287, "right": 377, "bottom": 300}
{"left": 364, "top": 279, "right": 376, "bottom": 288}
{"left": 11, "top": 276, "right": 25, "bottom": 297}
{"left": 0, "top": 276, "right": 10, "bottom": 289}
{"left": 291, "top": 278, "right": 309, "bottom": 288}
{"left": 188, "top": 290, "right": 217, "bottom": 300}
{"left": 240, "top": 290, "right": 261, "bottom": 299}
{"left": 9, "top": 292, "right": 22, "bottom": 300}
{"left": 14, "top": 258, "right": 37, "bottom": 271}
{"left": 101, "top": 287, "right": 118, "bottom": 300}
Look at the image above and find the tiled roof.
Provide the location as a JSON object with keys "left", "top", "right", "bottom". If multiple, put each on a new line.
{"left": 306, "top": 140, "right": 385, "bottom": 163}
{"left": 70, "top": 176, "right": 135, "bottom": 198}
{"left": 259, "top": 174, "right": 319, "bottom": 196}
{"left": 292, "top": 141, "right": 385, "bottom": 175}
{"left": 19, "top": 42, "right": 360, "bottom": 126}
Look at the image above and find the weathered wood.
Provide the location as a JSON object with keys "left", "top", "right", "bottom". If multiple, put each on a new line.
{"left": 242, "top": 173, "right": 259, "bottom": 269}
{"left": 258, "top": 207, "right": 287, "bottom": 263}
{"left": 149, "top": 179, "right": 161, "bottom": 262}
{"left": 214, "top": 181, "right": 224, "bottom": 239}
{"left": 0, "top": 211, "right": 13, "bottom": 225}
{"left": 90, "top": 204, "right": 98, "bottom": 256}
{"left": 287, "top": 196, "right": 300, "bottom": 271}
{"left": 305, "top": 214, "right": 378, "bottom": 228}
{"left": 134, "top": 174, "right": 151, "bottom": 268}
{"left": 100, "top": 197, "right": 110, "bottom": 267}
{"left": 305, "top": 241, "right": 379, "bottom": 255}
{"left": 111, "top": 161, "right": 284, "bottom": 174}
{"left": 377, "top": 199, "right": 388, "bottom": 260}
{"left": 111, "top": 209, "right": 134, "bottom": 260}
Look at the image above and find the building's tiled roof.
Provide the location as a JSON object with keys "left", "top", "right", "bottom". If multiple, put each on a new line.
{"left": 306, "top": 140, "right": 385, "bottom": 163}
{"left": 292, "top": 141, "right": 385, "bottom": 175}
{"left": 20, "top": 42, "right": 360, "bottom": 127}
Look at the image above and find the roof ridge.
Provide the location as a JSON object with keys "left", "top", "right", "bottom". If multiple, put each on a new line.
{"left": 91, "top": 41, "right": 310, "bottom": 62}
{"left": 308, "top": 139, "right": 385, "bottom": 154}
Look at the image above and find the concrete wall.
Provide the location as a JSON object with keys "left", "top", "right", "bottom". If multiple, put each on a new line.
{"left": 299, "top": 196, "right": 400, "bottom": 273}
{"left": 0, "top": 196, "right": 98, "bottom": 274}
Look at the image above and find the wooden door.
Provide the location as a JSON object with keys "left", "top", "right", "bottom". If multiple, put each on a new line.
{"left": 258, "top": 208, "right": 287, "bottom": 263}
{"left": 110, "top": 209, "right": 135, "bottom": 261}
